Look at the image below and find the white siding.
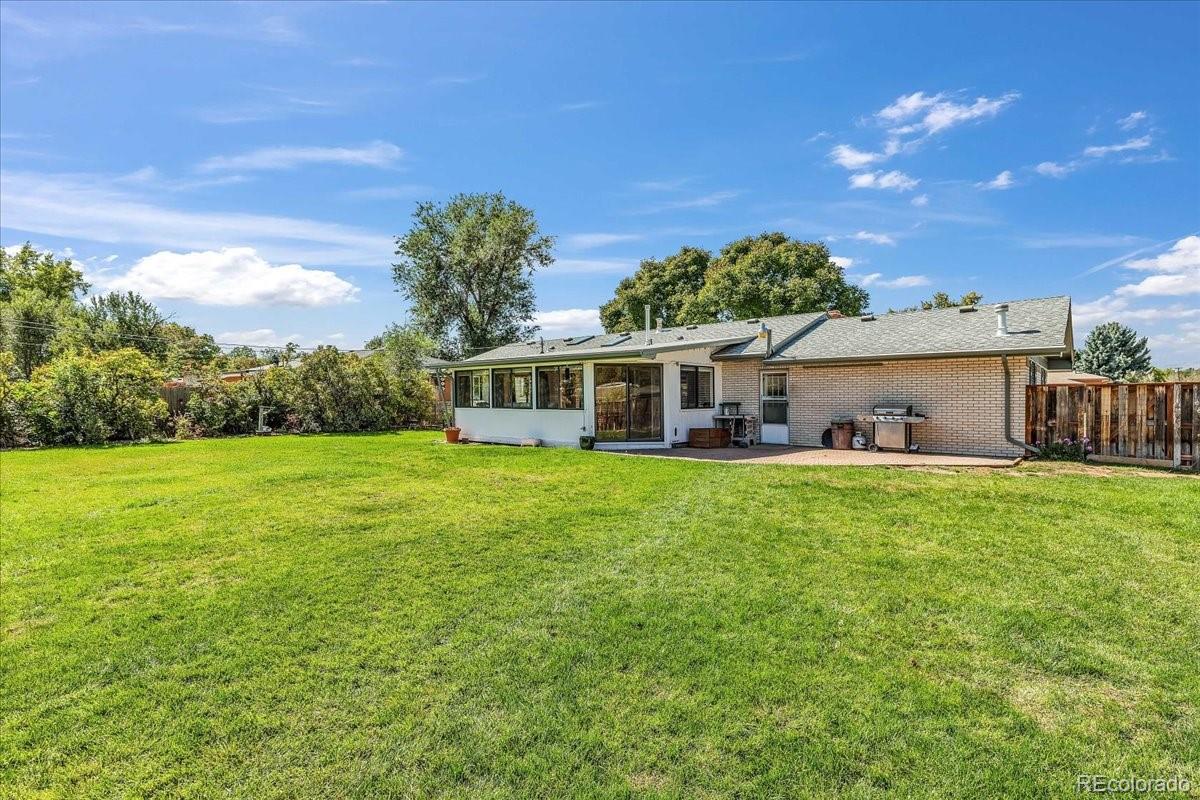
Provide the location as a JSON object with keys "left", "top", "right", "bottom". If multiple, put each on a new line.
{"left": 452, "top": 346, "right": 724, "bottom": 449}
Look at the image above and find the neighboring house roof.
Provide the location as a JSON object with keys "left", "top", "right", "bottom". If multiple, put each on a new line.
{"left": 421, "top": 356, "right": 454, "bottom": 369}
{"left": 454, "top": 296, "right": 1073, "bottom": 368}
{"left": 1047, "top": 369, "right": 1112, "bottom": 385}
{"left": 758, "top": 296, "right": 1072, "bottom": 364}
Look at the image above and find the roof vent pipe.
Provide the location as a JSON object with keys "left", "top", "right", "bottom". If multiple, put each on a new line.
{"left": 656, "top": 317, "right": 664, "bottom": 333}
{"left": 539, "top": 336, "right": 544, "bottom": 354}
{"left": 644, "top": 304, "right": 652, "bottom": 344}
{"left": 758, "top": 322, "right": 772, "bottom": 356}
{"left": 995, "top": 303, "right": 1009, "bottom": 336}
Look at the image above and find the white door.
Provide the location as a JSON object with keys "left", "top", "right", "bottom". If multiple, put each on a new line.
{"left": 760, "top": 372, "right": 789, "bottom": 444}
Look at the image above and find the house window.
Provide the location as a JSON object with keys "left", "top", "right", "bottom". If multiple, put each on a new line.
{"left": 454, "top": 370, "right": 490, "bottom": 408}
{"left": 492, "top": 367, "right": 533, "bottom": 409}
{"left": 680, "top": 365, "right": 714, "bottom": 409}
{"left": 536, "top": 364, "right": 584, "bottom": 410}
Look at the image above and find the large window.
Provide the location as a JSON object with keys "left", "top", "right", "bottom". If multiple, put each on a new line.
{"left": 595, "top": 364, "right": 663, "bottom": 442}
{"left": 536, "top": 364, "right": 584, "bottom": 410}
{"left": 680, "top": 365, "right": 714, "bottom": 409}
{"left": 454, "top": 370, "right": 490, "bottom": 408}
{"left": 492, "top": 367, "right": 533, "bottom": 409}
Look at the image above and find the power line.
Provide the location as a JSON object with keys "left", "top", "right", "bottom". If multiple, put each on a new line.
{"left": 2, "top": 318, "right": 321, "bottom": 353}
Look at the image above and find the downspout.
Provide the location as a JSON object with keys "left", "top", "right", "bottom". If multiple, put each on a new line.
{"left": 1001, "top": 354, "right": 1040, "bottom": 455}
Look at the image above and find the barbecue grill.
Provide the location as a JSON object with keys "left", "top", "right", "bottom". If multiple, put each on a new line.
{"left": 857, "top": 404, "right": 926, "bottom": 452}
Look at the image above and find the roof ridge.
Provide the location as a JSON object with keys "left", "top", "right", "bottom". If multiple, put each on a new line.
{"left": 869, "top": 294, "right": 1070, "bottom": 317}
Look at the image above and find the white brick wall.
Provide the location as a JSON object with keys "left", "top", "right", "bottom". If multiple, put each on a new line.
{"left": 720, "top": 356, "right": 1030, "bottom": 457}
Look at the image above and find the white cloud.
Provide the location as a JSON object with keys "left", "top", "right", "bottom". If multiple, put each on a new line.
{"left": 829, "top": 230, "right": 896, "bottom": 246}
{"left": 1115, "top": 273, "right": 1199, "bottom": 297}
{"left": 1117, "top": 111, "right": 1148, "bottom": 131}
{"left": 1147, "top": 323, "right": 1200, "bottom": 365}
{"left": 827, "top": 139, "right": 900, "bottom": 171}
{"left": 197, "top": 141, "right": 403, "bottom": 172}
{"left": 1122, "top": 235, "right": 1199, "bottom": 273}
{"left": 977, "top": 170, "right": 1015, "bottom": 190}
{"left": 1072, "top": 295, "right": 1199, "bottom": 325}
{"left": 1111, "top": 236, "right": 1200, "bottom": 297}
{"left": 830, "top": 256, "right": 854, "bottom": 269}
{"left": 428, "top": 74, "right": 485, "bottom": 86}
{"left": 1019, "top": 233, "right": 1147, "bottom": 249}
{"left": 829, "top": 144, "right": 883, "bottom": 170}
{"left": 877, "top": 91, "right": 1019, "bottom": 136}
{"left": 533, "top": 308, "right": 603, "bottom": 337}
{"left": 0, "top": 170, "right": 391, "bottom": 267}
{"left": 104, "top": 247, "right": 359, "bottom": 306}
{"left": 1083, "top": 135, "right": 1152, "bottom": 158}
{"left": 558, "top": 100, "right": 602, "bottom": 112}
{"left": 852, "top": 272, "right": 929, "bottom": 288}
{"left": 215, "top": 328, "right": 303, "bottom": 347}
{"left": 880, "top": 274, "right": 930, "bottom": 288}
{"left": 563, "top": 233, "right": 644, "bottom": 250}
{"left": 632, "top": 178, "right": 690, "bottom": 191}
{"left": 1073, "top": 236, "right": 1200, "bottom": 361}
{"left": 1035, "top": 161, "right": 1074, "bottom": 178}
{"left": 639, "top": 190, "right": 740, "bottom": 213}
{"left": 849, "top": 170, "right": 919, "bottom": 192}
{"left": 911, "top": 194, "right": 929, "bottom": 207}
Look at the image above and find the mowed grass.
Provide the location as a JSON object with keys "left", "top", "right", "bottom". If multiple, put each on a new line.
{"left": 2, "top": 434, "right": 1198, "bottom": 799}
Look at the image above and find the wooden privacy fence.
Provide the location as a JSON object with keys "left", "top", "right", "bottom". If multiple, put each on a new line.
{"left": 1026, "top": 382, "right": 1199, "bottom": 468}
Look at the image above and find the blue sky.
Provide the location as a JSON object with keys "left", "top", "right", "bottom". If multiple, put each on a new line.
{"left": 2, "top": 1, "right": 1197, "bottom": 363}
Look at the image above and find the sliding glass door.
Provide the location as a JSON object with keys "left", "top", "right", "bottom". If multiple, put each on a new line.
{"left": 594, "top": 364, "right": 663, "bottom": 442}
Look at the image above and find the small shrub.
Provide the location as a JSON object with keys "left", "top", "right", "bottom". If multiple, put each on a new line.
{"left": 1041, "top": 436, "right": 1092, "bottom": 461}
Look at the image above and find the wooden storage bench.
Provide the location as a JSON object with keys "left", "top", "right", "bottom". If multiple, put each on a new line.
{"left": 689, "top": 427, "right": 731, "bottom": 448}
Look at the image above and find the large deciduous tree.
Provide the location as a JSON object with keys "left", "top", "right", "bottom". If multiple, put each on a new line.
{"left": 681, "top": 234, "right": 869, "bottom": 323}
{"left": 1075, "top": 322, "right": 1152, "bottom": 381}
{"left": 392, "top": 193, "right": 554, "bottom": 359}
{"left": 83, "top": 291, "right": 169, "bottom": 358}
{"left": 0, "top": 244, "right": 89, "bottom": 377}
{"left": 597, "top": 234, "right": 869, "bottom": 332}
{"left": 599, "top": 247, "right": 710, "bottom": 332}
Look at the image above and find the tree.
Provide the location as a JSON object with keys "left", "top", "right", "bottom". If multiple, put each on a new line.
{"left": 83, "top": 291, "right": 169, "bottom": 358}
{"left": 0, "top": 245, "right": 90, "bottom": 378}
{"left": 892, "top": 291, "right": 983, "bottom": 313}
{"left": 0, "top": 243, "right": 89, "bottom": 303}
{"left": 393, "top": 193, "right": 554, "bottom": 359}
{"left": 161, "top": 323, "right": 221, "bottom": 375}
{"left": 599, "top": 247, "right": 711, "bottom": 332}
{"left": 367, "top": 323, "right": 437, "bottom": 373}
{"left": 679, "top": 234, "right": 869, "bottom": 322}
{"left": 1075, "top": 322, "right": 1152, "bottom": 381}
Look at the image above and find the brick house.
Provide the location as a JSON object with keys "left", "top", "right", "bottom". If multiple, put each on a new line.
{"left": 449, "top": 296, "right": 1073, "bottom": 457}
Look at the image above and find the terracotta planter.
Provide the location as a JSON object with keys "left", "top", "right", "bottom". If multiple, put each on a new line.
{"left": 444, "top": 427, "right": 461, "bottom": 444}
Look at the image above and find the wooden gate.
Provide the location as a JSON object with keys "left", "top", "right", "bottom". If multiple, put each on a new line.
{"left": 1025, "top": 382, "right": 1199, "bottom": 468}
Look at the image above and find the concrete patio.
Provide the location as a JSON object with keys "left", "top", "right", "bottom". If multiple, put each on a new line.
{"left": 602, "top": 444, "right": 1021, "bottom": 468}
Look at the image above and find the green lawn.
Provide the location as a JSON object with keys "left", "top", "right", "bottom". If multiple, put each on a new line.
{"left": 2, "top": 433, "right": 1198, "bottom": 799}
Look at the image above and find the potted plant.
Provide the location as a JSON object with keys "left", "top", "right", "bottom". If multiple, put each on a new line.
{"left": 445, "top": 426, "right": 461, "bottom": 444}
{"left": 578, "top": 434, "right": 595, "bottom": 450}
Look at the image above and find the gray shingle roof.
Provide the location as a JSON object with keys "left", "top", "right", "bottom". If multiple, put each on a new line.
{"left": 459, "top": 313, "right": 823, "bottom": 365}
{"left": 759, "top": 296, "right": 1072, "bottom": 363}
{"left": 454, "top": 297, "right": 1072, "bottom": 367}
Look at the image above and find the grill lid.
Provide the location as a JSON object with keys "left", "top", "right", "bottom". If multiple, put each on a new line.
{"left": 872, "top": 404, "right": 913, "bottom": 416}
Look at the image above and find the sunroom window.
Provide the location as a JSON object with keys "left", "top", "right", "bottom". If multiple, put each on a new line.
{"left": 536, "top": 365, "right": 584, "bottom": 409}
{"left": 454, "top": 370, "right": 490, "bottom": 408}
{"left": 492, "top": 368, "right": 533, "bottom": 409}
